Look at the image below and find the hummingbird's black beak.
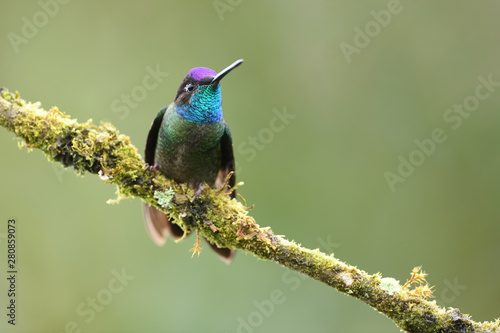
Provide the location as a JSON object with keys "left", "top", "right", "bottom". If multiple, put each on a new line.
{"left": 211, "top": 59, "right": 244, "bottom": 86}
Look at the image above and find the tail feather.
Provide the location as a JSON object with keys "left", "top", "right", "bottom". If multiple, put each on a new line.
{"left": 205, "top": 238, "right": 236, "bottom": 264}
{"left": 143, "top": 203, "right": 235, "bottom": 263}
{"left": 143, "top": 203, "right": 184, "bottom": 245}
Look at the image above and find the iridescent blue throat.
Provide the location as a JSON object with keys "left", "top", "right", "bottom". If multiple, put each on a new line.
{"left": 176, "top": 85, "right": 223, "bottom": 124}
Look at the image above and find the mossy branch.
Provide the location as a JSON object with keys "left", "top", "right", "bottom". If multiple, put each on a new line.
{"left": 1, "top": 88, "right": 498, "bottom": 333}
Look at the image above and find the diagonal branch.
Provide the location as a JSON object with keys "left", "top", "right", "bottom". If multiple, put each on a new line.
{"left": 1, "top": 88, "right": 498, "bottom": 333}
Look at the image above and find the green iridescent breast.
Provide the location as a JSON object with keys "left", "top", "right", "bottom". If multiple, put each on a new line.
{"left": 154, "top": 105, "right": 226, "bottom": 186}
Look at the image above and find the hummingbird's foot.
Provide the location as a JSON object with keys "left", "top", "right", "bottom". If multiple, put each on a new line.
{"left": 191, "top": 183, "right": 205, "bottom": 200}
{"left": 190, "top": 229, "right": 202, "bottom": 258}
{"left": 144, "top": 163, "right": 158, "bottom": 173}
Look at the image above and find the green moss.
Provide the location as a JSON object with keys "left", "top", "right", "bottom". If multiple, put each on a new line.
{"left": 2, "top": 88, "right": 499, "bottom": 333}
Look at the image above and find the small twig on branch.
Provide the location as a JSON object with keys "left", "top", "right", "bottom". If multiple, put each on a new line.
{"left": 0, "top": 88, "right": 498, "bottom": 333}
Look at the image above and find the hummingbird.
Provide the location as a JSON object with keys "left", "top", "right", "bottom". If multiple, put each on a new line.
{"left": 143, "top": 59, "right": 243, "bottom": 263}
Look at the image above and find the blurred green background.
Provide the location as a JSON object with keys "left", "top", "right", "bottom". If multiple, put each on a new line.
{"left": 1, "top": 1, "right": 500, "bottom": 332}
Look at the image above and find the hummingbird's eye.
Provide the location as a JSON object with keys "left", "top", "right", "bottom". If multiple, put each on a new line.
{"left": 184, "top": 83, "right": 195, "bottom": 92}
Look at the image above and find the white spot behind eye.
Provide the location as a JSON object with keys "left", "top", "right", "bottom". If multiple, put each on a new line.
{"left": 185, "top": 83, "right": 195, "bottom": 92}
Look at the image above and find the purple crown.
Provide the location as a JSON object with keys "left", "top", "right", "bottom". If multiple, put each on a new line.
{"left": 188, "top": 67, "right": 217, "bottom": 81}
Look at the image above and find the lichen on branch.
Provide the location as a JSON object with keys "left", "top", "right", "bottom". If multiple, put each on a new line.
{"left": 0, "top": 88, "right": 498, "bottom": 333}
